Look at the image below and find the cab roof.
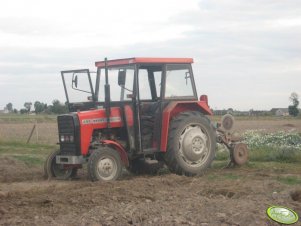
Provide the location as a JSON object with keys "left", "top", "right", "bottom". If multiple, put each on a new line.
{"left": 95, "top": 57, "right": 193, "bottom": 68}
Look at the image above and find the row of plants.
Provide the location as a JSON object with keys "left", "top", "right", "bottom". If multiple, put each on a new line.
{"left": 216, "top": 130, "right": 301, "bottom": 163}
{"left": 243, "top": 130, "right": 301, "bottom": 150}
{"left": 242, "top": 130, "right": 301, "bottom": 162}
{"left": 217, "top": 130, "right": 301, "bottom": 163}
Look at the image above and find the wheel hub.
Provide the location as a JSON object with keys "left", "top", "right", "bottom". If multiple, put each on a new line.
{"left": 179, "top": 126, "right": 208, "bottom": 163}
{"left": 97, "top": 158, "right": 116, "bottom": 179}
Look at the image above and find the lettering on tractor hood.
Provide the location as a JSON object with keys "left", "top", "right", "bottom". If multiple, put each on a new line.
{"left": 82, "top": 117, "right": 121, "bottom": 125}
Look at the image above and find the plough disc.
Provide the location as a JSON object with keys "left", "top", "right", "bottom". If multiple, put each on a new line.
{"left": 221, "top": 114, "right": 235, "bottom": 131}
{"left": 232, "top": 143, "right": 248, "bottom": 165}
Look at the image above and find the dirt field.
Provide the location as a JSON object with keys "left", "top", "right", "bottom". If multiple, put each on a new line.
{"left": 0, "top": 158, "right": 301, "bottom": 226}
{"left": 233, "top": 118, "right": 301, "bottom": 133}
{"left": 1, "top": 117, "right": 301, "bottom": 226}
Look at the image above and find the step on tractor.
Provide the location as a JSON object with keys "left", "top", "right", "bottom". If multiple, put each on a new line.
{"left": 44, "top": 57, "right": 249, "bottom": 181}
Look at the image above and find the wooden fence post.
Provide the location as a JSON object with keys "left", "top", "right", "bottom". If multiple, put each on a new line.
{"left": 27, "top": 124, "right": 36, "bottom": 144}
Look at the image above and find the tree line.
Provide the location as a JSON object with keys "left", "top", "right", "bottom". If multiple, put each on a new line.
{"left": 3, "top": 92, "right": 300, "bottom": 116}
{"left": 5, "top": 100, "right": 68, "bottom": 114}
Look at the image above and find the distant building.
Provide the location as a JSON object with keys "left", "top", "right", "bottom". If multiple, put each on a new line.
{"left": 270, "top": 108, "right": 289, "bottom": 116}
{"left": 249, "top": 109, "right": 269, "bottom": 116}
{"left": 0, "top": 107, "right": 9, "bottom": 114}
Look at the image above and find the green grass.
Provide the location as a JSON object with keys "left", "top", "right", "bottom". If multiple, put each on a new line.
{"left": 215, "top": 149, "right": 230, "bottom": 161}
{"left": 0, "top": 114, "right": 57, "bottom": 123}
{"left": 248, "top": 147, "right": 301, "bottom": 163}
{"left": 245, "top": 161, "right": 301, "bottom": 172}
{"left": 0, "top": 141, "right": 56, "bottom": 166}
{"left": 0, "top": 141, "right": 56, "bottom": 155}
{"left": 13, "top": 154, "right": 45, "bottom": 166}
{"left": 277, "top": 176, "right": 301, "bottom": 185}
{"left": 222, "top": 173, "right": 242, "bottom": 180}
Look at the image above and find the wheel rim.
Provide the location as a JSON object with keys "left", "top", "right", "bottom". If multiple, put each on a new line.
{"left": 97, "top": 156, "right": 118, "bottom": 181}
{"left": 178, "top": 124, "right": 211, "bottom": 167}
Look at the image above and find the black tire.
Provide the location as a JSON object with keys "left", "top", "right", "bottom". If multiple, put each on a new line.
{"left": 44, "top": 150, "right": 77, "bottom": 180}
{"left": 127, "top": 158, "right": 164, "bottom": 175}
{"left": 163, "top": 111, "right": 216, "bottom": 176}
{"left": 87, "top": 147, "right": 122, "bottom": 182}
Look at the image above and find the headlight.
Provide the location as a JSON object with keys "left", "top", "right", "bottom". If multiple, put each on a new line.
{"left": 60, "top": 135, "right": 74, "bottom": 143}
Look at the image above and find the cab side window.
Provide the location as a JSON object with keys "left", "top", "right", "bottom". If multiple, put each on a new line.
{"left": 165, "top": 64, "right": 194, "bottom": 98}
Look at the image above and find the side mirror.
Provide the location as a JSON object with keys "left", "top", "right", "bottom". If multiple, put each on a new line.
{"left": 72, "top": 74, "right": 78, "bottom": 88}
{"left": 118, "top": 70, "right": 126, "bottom": 86}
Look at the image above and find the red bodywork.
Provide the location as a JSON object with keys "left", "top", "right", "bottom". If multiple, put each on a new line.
{"left": 77, "top": 107, "right": 123, "bottom": 155}
{"left": 77, "top": 100, "right": 211, "bottom": 155}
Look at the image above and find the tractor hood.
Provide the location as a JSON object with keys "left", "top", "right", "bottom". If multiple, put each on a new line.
{"left": 77, "top": 107, "right": 123, "bottom": 155}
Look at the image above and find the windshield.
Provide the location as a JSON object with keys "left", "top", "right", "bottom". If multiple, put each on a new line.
{"left": 98, "top": 66, "right": 135, "bottom": 102}
{"left": 61, "top": 69, "right": 96, "bottom": 103}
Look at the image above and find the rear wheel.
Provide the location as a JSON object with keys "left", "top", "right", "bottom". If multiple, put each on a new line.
{"left": 163, "top": 111, "right": 216, "bottom": 176}
{"left": 44, "top": 150, "right": 77, "bottom": 180}
{"left": 87, "top": 147, "right": 122, "bottom": 181}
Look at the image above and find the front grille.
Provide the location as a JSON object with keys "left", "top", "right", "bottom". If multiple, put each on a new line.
{"left": 60, "top": 143, "right": 77, "bottom": 155}
{"left": 57, "top": 114, "right": 81, "bottom": 156}
{"left": 58, "top": 115, "right": 74, "bottom": 134}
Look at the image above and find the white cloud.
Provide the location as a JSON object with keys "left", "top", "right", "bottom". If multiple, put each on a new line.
{"left": 0, "top": 0, "right": 301, "bottom": 110}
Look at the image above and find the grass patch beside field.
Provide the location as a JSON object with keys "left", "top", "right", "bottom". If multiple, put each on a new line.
{"left": 0, "top": 141, "right": 55, "bottom": 166}
{"left": 277, "top": 176, "right": 301, "bottom": 185}
{"left": 13, "top": 154, "right": 45, "bottom": 166}
{"left": 0, "top": 141, "right": 56, "bottom": 155}
{"left": 0, "top": 114, "right": 57, "bottom": 123}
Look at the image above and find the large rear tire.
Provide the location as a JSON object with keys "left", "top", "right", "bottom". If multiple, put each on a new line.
{"left": 44, "top": 150, "right": 77, "bottom": 180}
{"left": 87, "top": 147, "right": 123, "bottom": 182}
{"left": 163, "top": 111, "right": 216, "bottom": 176}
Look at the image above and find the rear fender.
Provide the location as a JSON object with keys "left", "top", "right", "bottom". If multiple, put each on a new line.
{"left": 160, "top": 101, "right": 212, "bottom": 152}
{"left": 100, "top": 140, "right": 129, "bottom": 167}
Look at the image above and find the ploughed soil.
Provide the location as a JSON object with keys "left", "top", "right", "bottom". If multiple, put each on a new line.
{"left": 0, "top": 158, "right": 301, "bottom": 226}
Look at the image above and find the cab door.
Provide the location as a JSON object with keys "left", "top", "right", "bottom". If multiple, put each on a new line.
{"left": 137, "top": 65, "right": 163, "bottom": 152}
{"left": 61, "top": 69, "right": 96, "bottom": 112}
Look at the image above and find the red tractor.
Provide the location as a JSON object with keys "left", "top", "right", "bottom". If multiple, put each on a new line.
{"left": 44, "top": 57, "right": 248, "bottom": 181}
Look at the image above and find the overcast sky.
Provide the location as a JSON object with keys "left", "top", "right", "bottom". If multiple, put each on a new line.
{"left": 0, "top": 0, "right": 300, "bottom": 111}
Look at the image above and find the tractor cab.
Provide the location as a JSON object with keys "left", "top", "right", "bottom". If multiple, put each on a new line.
{"left": 46, "top": 58, "right": 229, "bottom": 181}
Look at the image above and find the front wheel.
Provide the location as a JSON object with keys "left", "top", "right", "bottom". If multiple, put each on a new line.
{"left": 163, "top": 111, "right": 216, "bottom": 176}
{"left": 87, "top": 147, "right": 123, "bottom": 182}
{"left": 44, "top": 150, "right": 77, "bottom": 180}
